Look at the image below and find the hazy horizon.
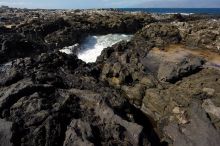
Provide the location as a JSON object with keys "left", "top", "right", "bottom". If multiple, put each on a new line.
{"left": 0, "top": 0, "right": 220, "bottom": 9}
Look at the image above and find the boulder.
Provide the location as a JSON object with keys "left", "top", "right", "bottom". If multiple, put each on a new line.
{"left": 133, "top": 23, "right": 182, "bottom": 48}
{"left": 157, "top": 55, "right": 205, "bottom": 83}
{"left": 63, "top": 120, "right": 94, "bottom": 146}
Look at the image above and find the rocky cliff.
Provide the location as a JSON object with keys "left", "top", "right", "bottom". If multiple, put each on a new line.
{"left": 0, "top": 9, "right": 220, "bottom": 146}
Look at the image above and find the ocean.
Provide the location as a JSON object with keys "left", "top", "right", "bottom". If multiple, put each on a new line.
{"left": 116, "top": 8, "right": 220, "bottom": 15}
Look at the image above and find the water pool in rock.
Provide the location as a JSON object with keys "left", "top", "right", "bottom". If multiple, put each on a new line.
{"left": 78, "top": 34, "right": 133, "bottom": 63}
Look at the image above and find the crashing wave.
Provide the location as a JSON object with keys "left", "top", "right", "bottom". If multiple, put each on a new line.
{"left": 60, "top": 34, "right": 133, "bottom": 63}
{"left": 78, "top": 34, "right": 133, "bottom": 63}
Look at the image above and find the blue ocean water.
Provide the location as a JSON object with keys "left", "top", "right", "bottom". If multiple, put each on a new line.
{"left": 117, "top": 8, "right": 220, "bottom": 15}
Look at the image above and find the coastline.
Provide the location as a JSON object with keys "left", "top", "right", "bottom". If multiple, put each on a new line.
{"left": 0, "top": 6, "right": 220, "bottom": 146}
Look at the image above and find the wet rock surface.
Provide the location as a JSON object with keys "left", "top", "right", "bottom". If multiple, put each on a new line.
{"left": 0, "top": 8, "right": 220, "bottom": 146}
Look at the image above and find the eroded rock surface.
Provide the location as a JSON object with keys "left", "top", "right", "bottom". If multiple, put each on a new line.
{"left": 0, "top": 118, "right": 12, "bottom": 146}
{"left": 164, "top": 101, "right": 220, "bottom": 146}
{"left": 0, "top": 8, "right": 220, "bottom": 146}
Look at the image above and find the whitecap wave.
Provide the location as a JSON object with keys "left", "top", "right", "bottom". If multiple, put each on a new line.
{"left": 165, "top": 13, "right": 194, "bottom": 15}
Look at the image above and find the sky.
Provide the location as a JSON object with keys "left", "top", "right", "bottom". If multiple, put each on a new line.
{"left": 0, "top": 0, "right": 220, "bottom": 9}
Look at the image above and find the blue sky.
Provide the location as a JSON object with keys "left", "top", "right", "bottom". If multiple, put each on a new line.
{"left": 0, "top": 0, "right": 220, "bottom": 9}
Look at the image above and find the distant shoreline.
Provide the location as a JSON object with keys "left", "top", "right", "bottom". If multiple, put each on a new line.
{"left": 1, "top": 6, "right": 220, "bottom": 16}
{"left": 1, "top": 5, "right": 220, "bottom": 14}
